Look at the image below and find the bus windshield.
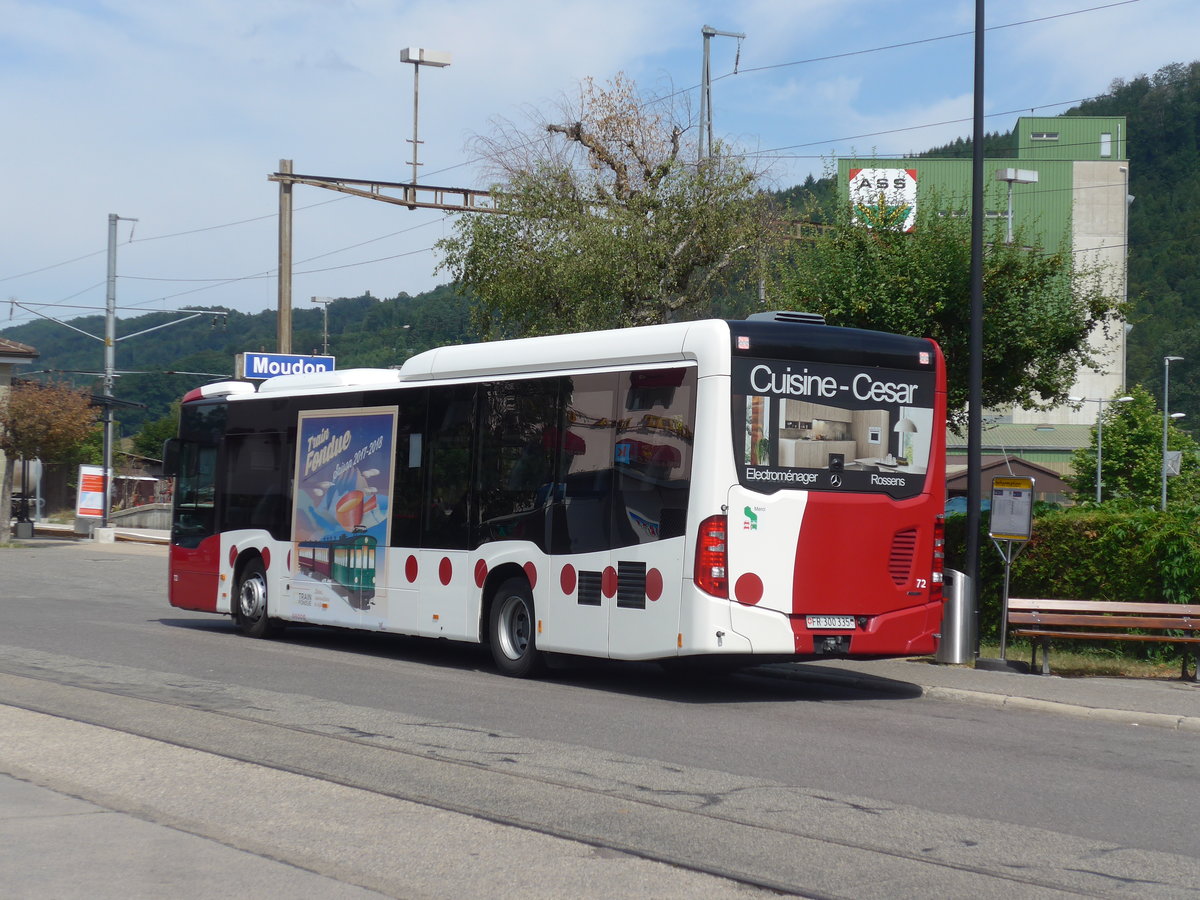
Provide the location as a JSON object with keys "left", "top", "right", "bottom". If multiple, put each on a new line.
{"left": 731, "top": 355, "right": 936, "bottom": 500}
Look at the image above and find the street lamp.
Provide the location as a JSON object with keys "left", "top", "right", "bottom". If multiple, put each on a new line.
{"left": 400, "top": 47, "right": 452, "bottom": 185}
{"left": 995, "top": 168, "right": 1039, "bottom": 244}
{"left": 1162, "top": 355, "right": 1184, "bottom": 510}
{"left": 311, "top": 296, "right": 333, "bottom": 355}
{"left": 1071, "top": 395, "right": 1133, "bottom": 502}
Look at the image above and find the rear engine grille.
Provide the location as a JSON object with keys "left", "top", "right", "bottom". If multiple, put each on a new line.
{"left": 889, "top": 528, "right": 918, "bottom": 586}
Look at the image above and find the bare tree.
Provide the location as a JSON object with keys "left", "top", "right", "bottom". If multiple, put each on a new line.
{"left": 438, "top": 73, "right": 783, "bottom": 337}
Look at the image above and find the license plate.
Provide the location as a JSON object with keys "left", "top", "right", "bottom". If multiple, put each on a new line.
{"left": 806, "top": 615, "right": 855, "bottom": 630}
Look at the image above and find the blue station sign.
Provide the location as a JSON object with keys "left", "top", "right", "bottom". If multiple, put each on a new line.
{"left": 236, "top": 352, "right": 336, "bottom": 380}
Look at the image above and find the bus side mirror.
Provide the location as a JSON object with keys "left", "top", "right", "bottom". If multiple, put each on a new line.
{"left": 162, "top": 438, "right": 181, "bottom": 477}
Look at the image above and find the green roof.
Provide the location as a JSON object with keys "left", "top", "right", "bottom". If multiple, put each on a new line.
{"left": 946, "top": 423, "right": 1092, "bottom": 452}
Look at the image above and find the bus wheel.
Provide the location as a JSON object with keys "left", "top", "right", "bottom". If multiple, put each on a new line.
{"left": 235, "top": 558, "right": 281, "bottom": 638}
{"left": 489, "top": 578, "right": 542, "bottom": 677}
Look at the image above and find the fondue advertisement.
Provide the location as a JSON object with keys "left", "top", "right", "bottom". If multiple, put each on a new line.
{"left": 291, "top": 407, "right": 398, "bottom": 612}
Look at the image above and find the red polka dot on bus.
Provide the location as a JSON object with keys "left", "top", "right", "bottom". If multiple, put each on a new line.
{"left": 261, "top": 548, "right": 271, "bottom": 571}
{"left": 560, "top": 564, "right": 577, "bottom": 596}
{"left": 474, "top": 559, "right": 488, "bottom": 588}
{"left": 287, "top": 550, "right": 292, "bottom": 571}
{"left": 523, "top": 562, "right": 537, "bottom": 589}
{"left": 439, "top": 557, "right": 453, "bottom": 586}
{"left": 405, "top": 555, "right": 418, "bottom": 583}
{"left": 735, "top": 573, "right": 764, "bottom": 606}
{"left": 228, "top": 546, "right": 238, "bottom": 568}
{"left": 646, "top": 568, "right": 663, "bottom": 602}
{"left": 602, "top": 566, "right": 617, "bottom": 598}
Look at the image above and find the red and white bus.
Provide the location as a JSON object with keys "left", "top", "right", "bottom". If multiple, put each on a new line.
{"left": 165, "top": 313, "right": 947, "bottom": 675}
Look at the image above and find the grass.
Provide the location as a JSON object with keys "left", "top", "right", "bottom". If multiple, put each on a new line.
{"left": 978, "top": 640, "right": 1189, "bottom": 679}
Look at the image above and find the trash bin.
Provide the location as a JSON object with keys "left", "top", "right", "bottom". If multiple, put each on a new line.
{"left": 935, "top": 568, "right": 975, "bottom": 664}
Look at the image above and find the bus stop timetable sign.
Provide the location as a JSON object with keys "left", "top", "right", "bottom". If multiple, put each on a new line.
{"left": 989, "top": 476, "right": 1034, "bottom": 541}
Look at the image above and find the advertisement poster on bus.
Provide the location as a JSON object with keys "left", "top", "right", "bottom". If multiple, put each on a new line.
{"left": 731, "top": 357, "right": 935, "bottom": 500}
{"left": 291, "top": 407, "right": 397, "bottom": 615}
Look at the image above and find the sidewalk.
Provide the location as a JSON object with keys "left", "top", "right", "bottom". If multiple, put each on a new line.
{"left": 779, "top": 654, "right": 1200, "bottom": 732}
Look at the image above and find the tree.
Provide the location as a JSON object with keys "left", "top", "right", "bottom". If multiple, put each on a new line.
{"left": 1067, "top": 384, "right": 1200, "bottom": 506}
{"left": 775, "top": 207, "right": 1124, "bottom": 427}
{"left": 0, "top": 380, "right": 99, "bottom": 542}
{"left": 131, "top": 403, "right": 180, "bottom": 460}
{"left": 436, "top": 73, "right": 783, "bottom": 339}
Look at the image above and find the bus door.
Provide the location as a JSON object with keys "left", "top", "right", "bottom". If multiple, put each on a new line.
{"left": 164, "top": 427, "right": 220, "bottom": 614}
{"left": 546, "top": 373, "right": 614, "bottom": 657}
{"left": 606, "top": 368, "right": 695, "bottom": 659}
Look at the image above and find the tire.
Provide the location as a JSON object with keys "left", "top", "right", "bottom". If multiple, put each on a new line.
{"left": 234, "top": 557, "right": 281, "bottom": 638}
{"left": 489, "top": 577, "right": 542, "bottom": 677}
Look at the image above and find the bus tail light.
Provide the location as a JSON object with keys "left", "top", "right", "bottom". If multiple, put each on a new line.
{"left": 695, "top": 515, "right": 728, "bottom": 598}
{"left": 930, "top": 514, "right": 945, "bottom": 602}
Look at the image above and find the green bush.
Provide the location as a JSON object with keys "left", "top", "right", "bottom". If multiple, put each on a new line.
{"left": 945, "top": 505, "right": 1200, "bottom": 660}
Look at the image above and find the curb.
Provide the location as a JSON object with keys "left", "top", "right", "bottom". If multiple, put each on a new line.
{"left": 923, "top": 685, "right": 1200, "bottom": 732}
{"left": 763, "top": 663, "right": 1200, "bottom": 733}
{"left": 28, "top": 524, "right": 169, "bottom": 545}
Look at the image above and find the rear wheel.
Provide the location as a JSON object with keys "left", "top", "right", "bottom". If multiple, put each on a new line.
{"left": 234, "top": 557, "right": 281, "bottom": 638}
{"left": 489, "top": 577, "right": 542, "bottom": 677}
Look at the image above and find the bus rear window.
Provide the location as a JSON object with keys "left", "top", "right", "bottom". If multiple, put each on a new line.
{"left": 731, "top": 357, "right": 935, "bottom": 499}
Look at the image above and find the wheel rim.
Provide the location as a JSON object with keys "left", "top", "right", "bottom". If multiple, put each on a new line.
{"left": 239, "top": 573, "right": 267, "bottom": 621}
{"left": 496, "top": 594, "right": 531, "bottom": 661}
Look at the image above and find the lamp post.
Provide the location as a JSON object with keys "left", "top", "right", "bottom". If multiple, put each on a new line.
{"left": 400, "top": 47, "right": 452, "bottom": 185}
{"left": 1162, "top": 355, "right": 1184, "bottom": 511}
{"left": 995, "top": 168, "right": 1039, "bottom": 244}
{"left": 1071, "top": 395, "right": 1133, "bottom": 502}
{"left": 311, "top": 296, "right": 333, "bottom": 355}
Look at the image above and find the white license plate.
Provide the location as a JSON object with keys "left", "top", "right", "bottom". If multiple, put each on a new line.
{"left": 806, "top": 615, "right": 855, "bottom": 630}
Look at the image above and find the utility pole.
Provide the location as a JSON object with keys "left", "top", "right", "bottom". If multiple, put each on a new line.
{"left": 14, "top": 215, "right": 227, "bottom": 534}
{"left": 277, "top": 158, "right": 293, "bottom": 353}
{"left": 103, "top": 213, "right": 137, "bottom": 528}
{"left": 699, "top": 25, "right": 744, "bottom": 164}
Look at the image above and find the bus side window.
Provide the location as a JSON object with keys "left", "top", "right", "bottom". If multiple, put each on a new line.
{"left": 476, "top": 378, "right": 559, "bottom": 547}
{"left": 390, "top": 388, "right": 427, "bottom": 548}
{"left": 220, "top": 432, "right": 288, "bottom": 539}
{"left": 613, "top": 368, "right": 695, "bottom": 544}
{"left": 423, "top": 384, "right": 475, "bottom": 550}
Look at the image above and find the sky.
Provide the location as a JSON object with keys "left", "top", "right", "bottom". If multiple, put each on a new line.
{"left": 1, "top": 0, "right": 1195, "bottom": 334}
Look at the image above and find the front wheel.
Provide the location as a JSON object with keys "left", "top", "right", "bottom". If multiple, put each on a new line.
{"left": 234, "top": 557, "right": 282, "bottom": 638}
{"left": 489, "top": 578, "right": 542, "bottom": 677}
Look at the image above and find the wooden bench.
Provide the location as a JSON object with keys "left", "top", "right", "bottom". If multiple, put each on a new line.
{"left": 1008, "top": 598, "right": 1200, "bottom": 681}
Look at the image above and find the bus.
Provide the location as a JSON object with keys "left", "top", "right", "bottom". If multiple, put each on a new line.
{"left": 164, "top": 312, "right": 947, "bottom": 676}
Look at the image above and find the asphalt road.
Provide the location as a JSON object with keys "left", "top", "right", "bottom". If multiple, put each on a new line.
{"left": 2, "top": 538, "right": 1198, "bottom": 898}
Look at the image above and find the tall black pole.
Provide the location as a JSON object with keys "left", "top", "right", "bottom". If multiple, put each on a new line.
{"left": 966, "top": 0, "right": 985, "bottom": 643}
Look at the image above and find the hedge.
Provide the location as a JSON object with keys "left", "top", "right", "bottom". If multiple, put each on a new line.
{"left": 944, "top": 504, "right": 1200, "bottom": 647}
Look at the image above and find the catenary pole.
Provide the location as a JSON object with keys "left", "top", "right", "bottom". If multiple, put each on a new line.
{"left": 966, "top": 0, "right": 985, "bottom": 646}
